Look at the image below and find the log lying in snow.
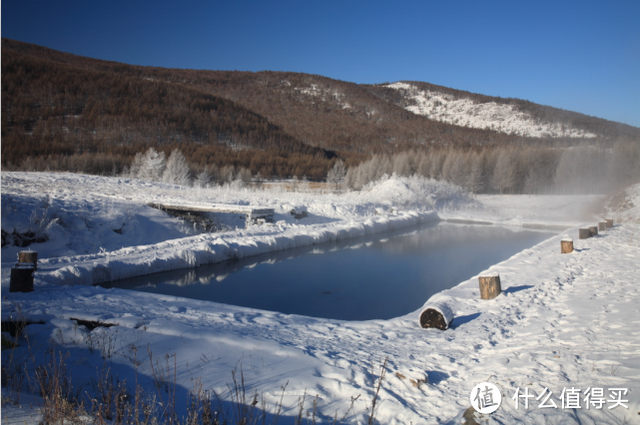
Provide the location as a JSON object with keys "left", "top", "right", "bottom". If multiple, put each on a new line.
{"left": 419, "top": 302, "right": 453, "bottom": 330}
{"left": 605, "top": 219, "right": 614, "bottom": 229}
{"left": 561, "top": 238, "right": 574, "bottom": 254}
{"left": 598, "top": 222, "right": 607, "bottom": 232}
{"left": 579, "top": 228, "right": 591, "bottom": 239}
{"left": 589, "top": 226, "right": 598, "bottom": 237}
{"left": 479, "top": 274, "right": 501, "bottom": 300}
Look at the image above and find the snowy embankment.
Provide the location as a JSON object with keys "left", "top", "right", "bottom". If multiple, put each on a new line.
{"left": 2, "top": 172, "right": 640, "bottom": 424}
{"left": 1, "top": 172, "right": 467, "bottom": 286}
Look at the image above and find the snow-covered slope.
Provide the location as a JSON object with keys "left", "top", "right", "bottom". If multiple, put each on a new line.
{"left": 386, "top": 82, "right": 597, "bottom": 139}
{"left": 1, "top": 173, "right": 470, "bottom": 284}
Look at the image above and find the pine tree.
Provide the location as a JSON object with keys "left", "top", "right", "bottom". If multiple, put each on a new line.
{"left": 163, "top": 149, "right": 191, "bottom": 186}
{"left": 137, "top": 148, "right": 166, "bottom": 182}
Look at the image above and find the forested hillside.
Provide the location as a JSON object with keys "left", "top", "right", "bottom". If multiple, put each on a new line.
{"left": 2, "top": 38, "right": 639, "bottom": 185}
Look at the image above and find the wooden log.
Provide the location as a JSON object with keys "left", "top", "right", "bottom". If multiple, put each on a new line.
{"left": 479, "top": 274, "right": 501, "bottom": 300}
{"left": 605, "top": 219, "right": 613, "bottom": 229}
{"left": 419, "top": 302, "right": 453, "bottom": 330}
{"left": 598, "top": 222, "right": 606, "bottom": 232}
{"left": 589, "top": 226, "right": 598, "bottom": 237}
{"left": 18, "top": 251, "right": 38, "bottom": 270}
{"left": 10, "top": 264, "right": 34, "bottom": 293}
{"left": 561, "top": 238, "right": 574, "bottom": 254}
{"left": 579, "top": 228, "right": 591, "bottom": 239}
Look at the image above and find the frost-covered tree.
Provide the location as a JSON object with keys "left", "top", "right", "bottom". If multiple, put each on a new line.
{"left": 137, "top": 148, "right": 166, "bottom": 182}
{"left": 237, "top": 167, "right": 252, "bottom": 185}
{"left": 327, "top": 159, "right": 346, "bottom": 190}
{"left": 220, "top": 165, "right": 235, "bottom": 184}
{"left": 194, "top": 166, "right": 211, "bottom": 188}
{"left": 163, "top": 149, "right": 191, "bottom": 186}
{"left": 393, "top": 152, "right": 415, "bottom": 177}
{"left": 466, "top": 153, "right": 485, "bottom": 194}
{"left": 416, "top": 152, "right": 431, "bottom": 178}
{"left": 428, "top": 150, "right": 446, "bottom": 180}
{"left": 441, "top": 150, "right": 467, "bottom": 188}
{"left": 492, "top": 149, "right": 517, "bottom": 194}
{"left": 128, "top": 151, "right": 144, "bottom": 178}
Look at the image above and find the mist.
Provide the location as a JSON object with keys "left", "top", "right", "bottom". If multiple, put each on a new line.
{"left": 345, "top": 141, "right": 640, "bottom": 196}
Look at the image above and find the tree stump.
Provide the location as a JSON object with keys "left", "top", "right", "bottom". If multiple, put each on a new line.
{"left": 605, "top": 219, "right": 613, "bottom": 229}
{"left": 10, "top": 264, "right": 34, "bottom": 293}
{"left": 579, "top": 228, "right": 591, "bottom": 239}
{"left": 589, "top": 226, "right": 598, "bottom": 237}
{"left": 18, "top": 251, "right": 38, "bottom": 270}
{"left": 561, "top": 238, "right": 574, "bottom": 254}
{"left": 598, "top": 222, "right": 606, "bottom": 232}
{"left": 479, "top": 274, "right": 501, "bottom": 300}
{"left": 419, "top": 302, "right": 453, "bottom": 330}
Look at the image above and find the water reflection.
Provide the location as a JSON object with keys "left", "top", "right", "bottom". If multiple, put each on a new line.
{"left": 104, "top": 222, "right": 555, "bottom": 320}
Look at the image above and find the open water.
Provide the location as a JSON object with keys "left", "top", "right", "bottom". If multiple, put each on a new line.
{"left": 104, "top": 221, "right": 556, "bottom": 320}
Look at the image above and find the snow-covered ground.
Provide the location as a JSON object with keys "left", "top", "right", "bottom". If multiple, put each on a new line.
{"left": 2, "top": 172, "right": 639, "bottom": 424}
{"left": 386, "top": 82, "right": 598, "bottom": 139}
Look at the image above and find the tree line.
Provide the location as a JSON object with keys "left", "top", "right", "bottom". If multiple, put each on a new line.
{"left": 344, "top": 142, "right": 640, "bottom": 195}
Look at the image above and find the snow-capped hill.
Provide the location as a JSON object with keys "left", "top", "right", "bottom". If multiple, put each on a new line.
{"left": 386, "top": 82, "right": 597, "bottom": 139}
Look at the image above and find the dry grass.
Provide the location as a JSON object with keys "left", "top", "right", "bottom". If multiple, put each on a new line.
{"left": 1, "top": 311, "right": 386, "bottom": 425}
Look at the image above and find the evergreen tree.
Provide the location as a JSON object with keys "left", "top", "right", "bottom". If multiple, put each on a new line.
{"left": 137, "top": 148, "right": 166, "bottom": 182}
{"left": 163, "top": 149, "right": 191, "bottom": 186}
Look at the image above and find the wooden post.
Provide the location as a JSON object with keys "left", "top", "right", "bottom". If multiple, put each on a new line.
{"left": 561, "top": 238, "right": 574, "bottom": 254}
{"left": 579, "top": 228, "right": 591, "bottom": 239}
{"left": 605, "top": 219, "right": 613, "bottom": 229}
{"left": 18, "top": 251, "right": 38, "bottom": 270}
{"left": 589, "top": 226, "right": 598, "bottom": 237}
{"left": 479, "top": 274, "right": 501, "bottom": 300}
{"left": 419, "top": 302, "right": 453, "bottom": 330}
{"left": 598, "top": 222, "right": 606, "bottom": 232}
{"left": 10, "top": 264, "right": 34, "bottom": 293}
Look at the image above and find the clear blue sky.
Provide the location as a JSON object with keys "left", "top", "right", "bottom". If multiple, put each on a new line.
{"left": 3, "top": 0, "right": 639, "bottom": 127}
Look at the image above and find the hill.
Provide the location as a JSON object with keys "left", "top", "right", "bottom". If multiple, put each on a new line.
{"left": 2, "top": 38, "right": 639, "bottom": 180}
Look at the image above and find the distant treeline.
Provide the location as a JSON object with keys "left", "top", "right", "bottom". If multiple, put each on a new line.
{"left": 8, "top": 143, "right": 639, "bottom": 196}
{"left": 346, "top": 143, "right": 640, "bottom": 194}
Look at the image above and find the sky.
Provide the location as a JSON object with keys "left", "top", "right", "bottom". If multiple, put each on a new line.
{"left": 2, "top": 0, "right": 640, "bottom": 128}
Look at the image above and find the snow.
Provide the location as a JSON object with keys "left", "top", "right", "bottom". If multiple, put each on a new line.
{"left": 2, "top": 172, "right": 639, "bottom": 424}
{"left": 386, "top": 82, "right": 598, "bottom": 139}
